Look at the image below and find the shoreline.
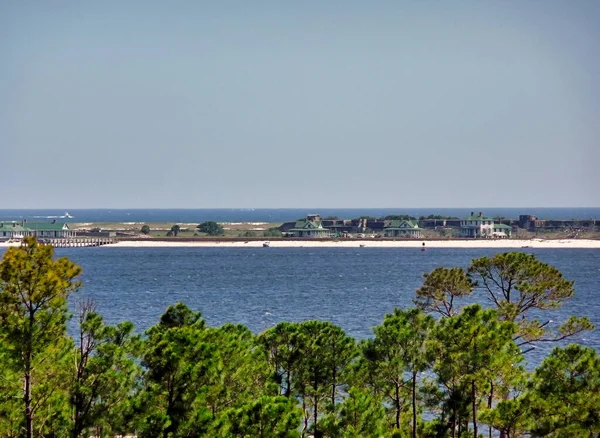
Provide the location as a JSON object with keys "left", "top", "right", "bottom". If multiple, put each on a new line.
{"left": 48, "top": 239, "right": 600, "bottom": 249}
{"left": 108, "top": 239, "right": 600, "bottom": 248}
{"left": 2, "top": 239, "right": 600, "bottom": 249}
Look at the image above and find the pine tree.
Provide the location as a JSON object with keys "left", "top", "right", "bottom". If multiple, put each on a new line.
{"left": 0, "top": 237, "right": 81, "bottom": 438}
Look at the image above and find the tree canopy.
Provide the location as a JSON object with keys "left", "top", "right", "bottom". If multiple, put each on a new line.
{"left": 0, "top": 237, "right": 82, "bottom": 438}
{"left": 0, "top": 245, "right": 597, "bottom": 437}
{"left": 197, "top": 221, "right": 225, "bottom": 236}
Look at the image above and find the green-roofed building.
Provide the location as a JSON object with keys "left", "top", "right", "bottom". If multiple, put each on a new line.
{"left": 383, "top": 220, "right": 423, "bottom": 238}
{"left": 0, "top": 222, "right": 30, "bottom": 239}
{"left": 460, "top": 212, "right": 512, "bottom": 238}
{"left": 492, "top": 223, "right": 513, "bottom": 238}
{"left": 0, "top": 221, "right": 75, "bottom": 240}
{"left": 287, "top": 214, "right": 332, "bottom": 238}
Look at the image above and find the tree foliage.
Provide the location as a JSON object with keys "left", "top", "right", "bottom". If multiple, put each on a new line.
{"left": 414, "top": 267, "right": 475, "bottom": 317}
{"left": 0, "top": 245, "right": 598, "bottom": 437}
{"left": 0, "top": 237, "right": 82, "bottom": 438}
{"left": 383, "top": 215, "right": 417, "bottom": 221}
{"left": 197, "top": 221, "right": 225, "bottom": 236}
{"left": 70, "top": 300, "right": 139, "bottom": 438}
{"left": 468, "top": 252, "right": 593, "bottom": 345}
{"left": 526, "top": 345, "right": 600, "bottom": 436}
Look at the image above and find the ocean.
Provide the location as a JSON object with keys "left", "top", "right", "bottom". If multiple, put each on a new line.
{"left": 19, "top": 246, "right": 595, "bottom": 366}
{"left": 0, "top": 207, "right": 599, "bottom": 223}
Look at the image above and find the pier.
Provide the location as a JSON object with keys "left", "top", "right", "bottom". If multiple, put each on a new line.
{"left": 39, "top": 237, "right": 116, "bottom": 248}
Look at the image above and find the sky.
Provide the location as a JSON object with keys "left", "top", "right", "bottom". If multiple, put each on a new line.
{"left": 1, "top": 1, "right": 599, "bottom": 208}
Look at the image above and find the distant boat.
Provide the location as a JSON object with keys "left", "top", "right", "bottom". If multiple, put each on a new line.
{"left": 263, "top": 242, "right": 270, "bottom": 247}
{"left": 63, "top": 212, "right": 74, "bottom": 219}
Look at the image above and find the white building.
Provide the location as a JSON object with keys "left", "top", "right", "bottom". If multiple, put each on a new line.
{"left": 460, "top": 212, "right": 496, "bottom": 238}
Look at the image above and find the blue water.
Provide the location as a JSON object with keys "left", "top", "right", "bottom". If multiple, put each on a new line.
{"left": 1, "top": 207, "right": 599, "bottom": 223}
{"left": 1, "top": 245, "right": 598, "bottom": 365}
{"left": 24, "top": 246, "right": 593, "bottom": 366}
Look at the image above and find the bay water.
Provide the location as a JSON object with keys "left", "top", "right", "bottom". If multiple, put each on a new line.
{"left": 45, "top": 246, "right": 600, "bottom": 366}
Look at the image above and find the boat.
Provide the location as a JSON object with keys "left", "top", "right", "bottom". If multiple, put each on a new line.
{"left": 64, "top": 212, "right": 74, "bottom": 219}
{"left": 263, "top": 242, "right": 270, "bottom": 247}
{"left": 421, "top": 242, "right": 427, "bottom": 252}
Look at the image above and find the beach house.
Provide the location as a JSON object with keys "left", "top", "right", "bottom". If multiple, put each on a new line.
{"left": 460, "top": 212, "right": 512, "bottom": 238}
{"left": 460, "top": 212, "right": 494, "bottom": 238}
{"left": 286, "top": 214, "right": 332, "bottom": 238}
{"left": 0, "top": 222, "right": 30, "bottom": 240}
{"left": 383, "top": 220, "right": 423, "bottom": 238}
{"left": 0, "top": 221, "right": 75, "bottom": 240}
{"left": 492, "top": 223, "right": 513, "bottom": 238}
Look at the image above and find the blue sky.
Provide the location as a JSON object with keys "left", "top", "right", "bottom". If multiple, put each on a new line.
{"left": 1, "top": 1, "right": 599, "bottom": 208}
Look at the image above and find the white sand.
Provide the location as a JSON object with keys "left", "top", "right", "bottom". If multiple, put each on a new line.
{"left": 104, "top": 239, "right": 600, "bottom": 249}
{"left": 2, "top": 239, "right": 599, "bottom": 249}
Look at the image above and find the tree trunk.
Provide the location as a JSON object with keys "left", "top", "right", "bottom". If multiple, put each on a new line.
{"left": 313, "top": 397, "right": 318, "bottom": 437}
{"left": 412, "top": 371, "right": 417, "bottom": 438}
{"left": 25, "top": 369, "right": 33, "bottom": 438}
{"left": 25, "top": 310, "right": 34, "bottom": 438}
{"left": 313, "top": 372, "right": 319, "bottom": 438}
{"left": 472, "top": 380, "right": 477, "bottom": 438}
{"left": 302, "top": 397, "right": 308, "bottom": 437}
{"left": 285, "top": 369, "right": 291, "bottom": 397}
{"left": 395, "top": 383, "right": 401, "bottom": 429}
{"left": 331, "top": 368, "right": 336, "bottom": 410}
{"left": 488, "top": 382, "right": 494, "bottom": 438}
{"left": 451, "top": 391, "right": 456, "bottom": 438}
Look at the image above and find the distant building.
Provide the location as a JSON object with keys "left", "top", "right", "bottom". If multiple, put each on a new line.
{"left": 460, "top": 212, "right": 511, "bottom": 238}
{"left": 0, "top": 221, "right": 75, "bottom": 240}
{"left": 0, "top": 222, "right": 29, "bottom": 240}
{"left": 383, "top": 220, "right": 423, "bottom": 238}
{"left": 492, "top": 223, "right": 513, "bottom": 238}
{"left": 286, "top": 214, "right": 332, "bottom": 238}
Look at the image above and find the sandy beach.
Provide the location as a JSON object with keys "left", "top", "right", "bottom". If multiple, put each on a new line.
{"left": 2, "top": 239, "right": 600, "bottom": 249}
{"left": 88, "top": 239, "right": 600, "bottom": 249}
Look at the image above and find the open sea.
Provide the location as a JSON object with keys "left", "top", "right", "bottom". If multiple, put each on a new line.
{"left": 1, "top": 207, "right": 600, "bottom": 223}
{"left": 0, "top": 246, "right": 592, "bottom": 367}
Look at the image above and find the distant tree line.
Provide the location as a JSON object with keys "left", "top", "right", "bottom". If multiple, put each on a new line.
{"left": 0, "top": 238, "right": 597, "bottom": 437}
{"left": 140, "top": 222, "right": 282, "bottom": 238}
{"left": 349, "top": 215, "right": 459, "bottom": 221}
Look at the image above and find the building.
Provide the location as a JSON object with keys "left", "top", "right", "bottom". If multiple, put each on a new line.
{"left": 0, "top": 221, "right": 75, "bottom": 240}
{"left": 460, "top": 212, "right": 495, "bottom": 238}
{"left": 0, "top": 222, "right": 30, "bottom": 240}
{"left": 460, "top": 212, "right": 512, "bottom": 238}
{"left": 286, "top": 214, "right": 332, "bottom": 238}
{"left": 492, "top": 223, "right": 513, "bottom": 238}
{"left": 383, "top": 220, "right": 423, "bottom": 238}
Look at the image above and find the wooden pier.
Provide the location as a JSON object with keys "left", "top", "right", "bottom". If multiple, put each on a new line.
{"left": 39, "top": 237, "right": 116, "bottom": 248}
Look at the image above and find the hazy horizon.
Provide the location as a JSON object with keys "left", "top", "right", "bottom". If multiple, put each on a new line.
{"left": 2, "top": 1, "right": 599, "bottom": 208}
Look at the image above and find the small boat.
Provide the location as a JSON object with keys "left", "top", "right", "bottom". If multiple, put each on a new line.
{"left": 263, "top": 242, "right": 270, "bottom": 247}
{"left": 359, "top": 244, "right": 365, "bottom": 248}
